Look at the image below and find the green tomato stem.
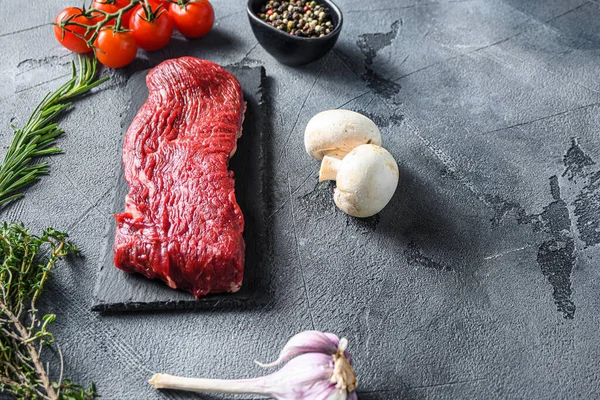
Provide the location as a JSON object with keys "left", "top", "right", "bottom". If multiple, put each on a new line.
{"left": 57, "top": 0, "right": 141, "bottom": 47}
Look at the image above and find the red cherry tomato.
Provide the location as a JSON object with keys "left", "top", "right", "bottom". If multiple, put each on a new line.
{"left": 91, "top": 0, "right": 120, "bottom": 14}
{"left": 148, "top": 0, "right": 171, "bottom": 8}
{"left": 93, "top": 28, "right": 137, "bottom": 68}
{"left": 93, "top": 0, "right": 137, "bottom": 28}
{"left": 129, "top": 5, "right": 174, "bottom": 51}
{"left": 92, "top": 0, "right": 125, "bottom": 27}
{"left": 115, "top": 0, "right": 137, "bottom": 28}
{"left": 169, "top": 0, "right": 214, "bottom": 39}
{"left": 53, "top": 7, "right": 97, "bottom": 54}
{"left": 117, "top": 0, "right": 169, "bottom": 23}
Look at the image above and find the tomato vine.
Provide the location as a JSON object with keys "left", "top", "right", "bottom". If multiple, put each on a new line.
{"left": 53, "top": 0, "right": 214, "bottom": 67}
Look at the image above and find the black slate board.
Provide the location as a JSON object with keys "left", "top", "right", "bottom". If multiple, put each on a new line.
{"left": 92, "top": 65, "right": 269, "bottom": 312}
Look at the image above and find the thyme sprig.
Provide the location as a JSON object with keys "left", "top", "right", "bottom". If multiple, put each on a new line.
{"left": 0, "top": 56, "right": 108, "bottom": 207}
{"left": 0, "top": 222, "right": 97, "bottom": 399}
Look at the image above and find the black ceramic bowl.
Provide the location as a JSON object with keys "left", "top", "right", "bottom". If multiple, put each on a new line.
{"left": 247, "top": 0, "right": 343, "bottom": 67}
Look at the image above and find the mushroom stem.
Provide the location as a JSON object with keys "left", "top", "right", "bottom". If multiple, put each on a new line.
{"left": 319, "top": 155, "right": 342, "bottom": 182}
{"left": 148, "top": 373, "right": 267, "bottom": 395}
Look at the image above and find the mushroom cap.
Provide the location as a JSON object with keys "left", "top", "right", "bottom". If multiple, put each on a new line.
{"left": 333, "top": 144, "right": 399, "bottom": 218}
{"left": 304, "top": 110, "right": 382, "bottom": 161}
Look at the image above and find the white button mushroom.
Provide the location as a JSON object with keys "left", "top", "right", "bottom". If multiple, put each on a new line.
{"left": 319, "top": 144, "right": 399, "bottom": 218}
{"left": 304, "top": 110, "right": 382, "bottom": 161}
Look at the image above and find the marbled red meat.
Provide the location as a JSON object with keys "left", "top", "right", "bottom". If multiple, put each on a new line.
{"left": 114, "top": 57, "right": 245, "bottom": 297}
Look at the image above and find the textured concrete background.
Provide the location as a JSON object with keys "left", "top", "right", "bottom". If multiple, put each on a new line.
{"left": 1, "top": 0, "right": 600, "bottom": 399}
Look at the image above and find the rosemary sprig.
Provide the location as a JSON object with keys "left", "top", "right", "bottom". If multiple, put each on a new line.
{"left": 0, "top": 56, "right": 108, "bottom": 207}
{"left": 0, "top": 222, "right": 97, "bottom": 399}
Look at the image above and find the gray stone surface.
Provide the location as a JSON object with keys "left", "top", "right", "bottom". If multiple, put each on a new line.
{"left": 1, "top": 0, "right": 599, "bottom": 399}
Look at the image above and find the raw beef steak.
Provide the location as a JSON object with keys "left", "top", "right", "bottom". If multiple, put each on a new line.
{"left": 114, "top": 57, "right": 245, "bottom": 297}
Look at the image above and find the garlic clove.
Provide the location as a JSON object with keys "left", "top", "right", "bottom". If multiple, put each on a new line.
{"left": 315, "top": 385, "right": 349, "bottom": 400}
{"left": 323, "top": 332, "right": 342, "bottom": 348}
{"left": 149, "top": 331, "right": 358, "bottom": 400}
{"left": 256, "top": 330, "right": 340, "bottom": 368}
{"left": 308, "top": 381, "right": 345, "bottom": 400}
{"left": 328, "top": 388, "right": 350, "bottom": 400}
{"left": 264, "top": 353, "right": 335, "bottom": 398}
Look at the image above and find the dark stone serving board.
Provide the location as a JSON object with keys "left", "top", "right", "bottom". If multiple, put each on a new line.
{"left": 92, "top": 65, "right": 269, "bottom": 313}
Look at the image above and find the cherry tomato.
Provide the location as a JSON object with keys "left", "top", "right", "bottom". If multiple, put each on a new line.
{"left": 92, "top": 0, "right": 120, "bottom": 14}
{"left": 93, "top": 28, "right": 137, "bottom": 68}
{"left": 53, "top": 7, "right": 97, "bottom": 54}
{"left": 93, "top": 0, "right": 139, "bottom": 28}
{"left": 129, "top": 5, "right": 174, "bottom": 51}
{"left": 169, "top": 0, "right": 214, "bottom": 39}
{"left": 119, "top": 0, "right": 169, "bottom": 19}
{"left": 92, "top": 0, "right": 124, "bottom": 27}
{"left": 148, "top": 0, "right": 171, "bottom": 8}
{"left": 115, "top": 0, "right": 137, "bottom": 28}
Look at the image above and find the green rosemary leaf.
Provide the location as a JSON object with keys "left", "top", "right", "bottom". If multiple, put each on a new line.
{"left": 32, "top": 148, "right": 63, "bottom": 158}
{"left": 0, "top": 56, "right": 108, "bottom": 208}
{"left": 0, "top": 193, "right": 24, "bottom": 205}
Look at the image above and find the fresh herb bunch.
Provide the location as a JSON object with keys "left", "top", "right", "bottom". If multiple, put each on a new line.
{"left": 0, "top": 56, "right": 108, "bottom": 207}
{"left": 0, "top": 223, "right": 97, "bottom": 399}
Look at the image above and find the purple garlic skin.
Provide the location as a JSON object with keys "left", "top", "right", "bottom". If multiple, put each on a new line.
{"left": 256, "top": 330, "right": 340, "bottom": 368}
{"left": 258, "top": 332, "right": 358, "bottom": 400}
{"left": 149, "top": 330, "right": 358, "bottom": 400}
{"left": 264, "top": 353, "right": 335, "bottom": 398}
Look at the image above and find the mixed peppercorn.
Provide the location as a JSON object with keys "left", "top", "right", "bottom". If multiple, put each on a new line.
{"left": 257, "top": 0, "right": 335, "bottom": 38}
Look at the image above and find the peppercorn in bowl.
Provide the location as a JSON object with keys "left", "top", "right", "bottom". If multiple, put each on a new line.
{"left": 247, "top": 0, "right": 342, "bottom": 66}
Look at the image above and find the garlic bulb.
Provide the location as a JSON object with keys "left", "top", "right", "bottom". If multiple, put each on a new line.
{"left": 149, "top": 330, "right": 358, "bottom": 399}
